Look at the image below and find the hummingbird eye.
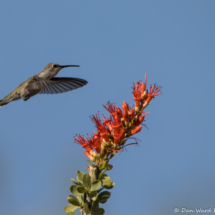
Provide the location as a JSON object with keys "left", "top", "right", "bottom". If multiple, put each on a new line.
{"left": 53, "top": 64, "right": 58, "bottom": 68}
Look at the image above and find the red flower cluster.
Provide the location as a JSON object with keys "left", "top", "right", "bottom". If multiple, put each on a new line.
{"left": 74, "top": 74, "right": 161, "bottom": 163}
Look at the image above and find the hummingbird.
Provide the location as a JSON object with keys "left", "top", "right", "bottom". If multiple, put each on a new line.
{"left": 0, "top": 63, "right": 88, "bottom": 107}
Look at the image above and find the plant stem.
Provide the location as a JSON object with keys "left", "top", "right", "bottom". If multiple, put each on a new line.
{"left": 81, "top": 166, "right": 99, "bottom": 215}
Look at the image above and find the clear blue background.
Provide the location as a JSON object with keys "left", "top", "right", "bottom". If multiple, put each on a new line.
{"left": 0, "top": 1, "right": 215, "bottom": 215}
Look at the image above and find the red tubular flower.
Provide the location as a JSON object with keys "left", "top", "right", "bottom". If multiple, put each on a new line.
{"left": 103, "top": 117, "right": 113, "bottom": 132}
{"left": 113, "top": 128, "right": 126, "bottom": 144}
{"left": 84, "top": 151, "right": 93, "bottom": 159}
{"left": 91, "top": 113, "right": 110, "bottom": 142}
{"left": 130, "top": 126, "right": 142, "bottom": 135}
{"left": 128, "top": 108, "right": 135, "bottom": 119}
{"left": 74, "top": 134, "right": 97, "bottom": 160}
{"left": 132, "top": 81, "right": 142, "bottom": 112}
{"left": 134, "top": 115, "right": 145, "bottom": 126}
{"left": 98, "top": 124, "right": 109, "bottom": 142}
{"left": 85, "top": 145, "right": 92, "bottom": 153}
{"left": 85, "top": 150, "right": 97, "bottom": 161}
{"left": 100, "top": 130, "right": 109, "bottom": 142}
{"left": 116, "top": 107, "right": 123, "bottom": 118}
{"left": 103, "top": 101, "right": 122, "bottom": 134}
{"left": 122, "top": 102, "right": 129, "bottom": 123}
{"left": 90, "top": 113, "right": 102, "bottom": 131}
{"left": 92, "top": 133, "right": 101, "bottom": 154}
{"left": 122, "top": 101, "right": 129, "bottom": 112}
{"left": 113, "top": 112, "right": 121, "bottom": 124}
{"left": 112, "top": 122, "right": 122, "bottom": 135}
{"left": 145, "top": 84, "right": 162, "bottom": 104}
{"left": 123, "top": 111, "right": 129, "bottom": 124}
{"left": 103, "top": 101, "right": 116, "bottom": 114}
{"left": 141, "top": 73, "right": 147, "bottom": 99}
{"left": 74, "top": 134, "right": 90, "bottom": 148}
{"left": 103, "top": 101, "right": 121, "bottom": 124}
{"left": 123, "top": 112, "right": 129, "bottom": 124}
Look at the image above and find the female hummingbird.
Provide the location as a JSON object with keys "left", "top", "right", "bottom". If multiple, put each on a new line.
{"left": 0, "top": 63, "right": 88, "bottom": 107}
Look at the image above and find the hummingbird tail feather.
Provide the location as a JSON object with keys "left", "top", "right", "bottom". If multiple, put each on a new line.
{"left": 0, "top": 92, "right": 20, "bottom": 107}
{"left": 0, "top": 99, "right": 9, "bottom": 107}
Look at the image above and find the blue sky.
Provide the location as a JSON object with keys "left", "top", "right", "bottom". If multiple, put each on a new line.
{"left": 0, "top": 1, "right": 215, "bottom": 215}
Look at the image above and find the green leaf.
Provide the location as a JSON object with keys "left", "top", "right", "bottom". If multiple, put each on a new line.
{"left": 70, "top": 185, "right": 83, "bottom": 195}
{"left": 77, "top": 195, "right": 84, "bottom": 206}
{"left": 98, "top": 191, "right": 111, "bottom": 203}
{"left": 83, "top": 174, "right": 91, "bottom": 190}
{"left": 99, "top": 200, "right": 107, "bottom": 204}
{"left": 90, "top": 180, "right": 101, "bottom": 191}
{"left": 90, "top": 191, "right": 98, "bottom": 201}
{"left": 87, "top": 159, "right": 94, "bottom": 166}
{"left": 64, "top": 204, "right": 79, "bottom": 213}
{"left": 99, "top": 174, "right": 107, "bottom": 180}
{"left": 101, "top": 176, "right": 114, "bottom": 189}
{"left": 99, "top": 169, "right": 107, "bottom": 179}
{"left": 103, "top": 185, "right": 114, "bottom": 189}
{"left": 67, "top": 195, "right": 81, "bottom": 207}
{"left": 97, "top": 188, "right": 104, "bottom": 193}
{"left": 67, "top": 212, "right": 76, "bottom": 215}
{"left": 92, "top": 208, "right": 105, "bottom": 215}
{"left": 76, "top": 171, "right": 85, "bottom": 183}
{"left": 71, "top": 178, "right": 82, "bottom": 186}
{"left": 91, "top": 199, "right": 99, "bottom": 212}
{"left": 77, "top": 187, "right": 88, "bottom": 193}
{"left": 99, "top": 161, "right": 106, "bottom": 170}
{"left": 106, "top": 164, "right": 113, "bottom": 170}
{"left": 84, "top": 203, "right": 90, "bottom": 214}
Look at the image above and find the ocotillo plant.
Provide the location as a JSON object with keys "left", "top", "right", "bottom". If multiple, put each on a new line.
{"left": 64, "top": 74, "right": 162, "bottom": 215}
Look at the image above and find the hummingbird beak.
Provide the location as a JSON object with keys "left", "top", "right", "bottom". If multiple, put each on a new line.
{"left": 60, "top": 65, "right": 80, "bottom": 68}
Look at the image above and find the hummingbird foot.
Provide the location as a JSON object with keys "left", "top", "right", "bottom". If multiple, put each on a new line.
{"left": 23, "top": 97, "right": 30, "bottom": 101}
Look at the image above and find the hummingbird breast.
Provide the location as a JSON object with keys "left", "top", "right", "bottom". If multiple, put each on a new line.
{"left": 38, "top": 71, "right": 55, "bottom": 79}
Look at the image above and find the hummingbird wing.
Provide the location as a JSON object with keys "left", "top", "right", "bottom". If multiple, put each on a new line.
{"left": 38, "top": 77, "right": 88, "bottom": 94}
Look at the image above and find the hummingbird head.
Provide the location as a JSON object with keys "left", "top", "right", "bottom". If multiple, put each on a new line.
{"left": 39, "top": 63, "right": 80, "bottom": 79}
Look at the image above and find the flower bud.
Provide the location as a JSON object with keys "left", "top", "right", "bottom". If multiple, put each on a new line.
{"left": 122, "top": 101, "right": 129, "bottom": 112}
{"left": 134, "top": 115, "right": 145, "bottom": 126}
{"left": 84, "top": 151, "right": 96, "bottom": 161}
{"left": 90, "top": 150, "right": 97, "bottom": 158}
{"left": 130, "top": 126, "right": 142, "bottom": 135}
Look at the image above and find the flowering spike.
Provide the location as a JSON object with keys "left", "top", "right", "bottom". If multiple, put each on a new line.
{"left": 74, "top": 75, "right": 161, "bottom": 163}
